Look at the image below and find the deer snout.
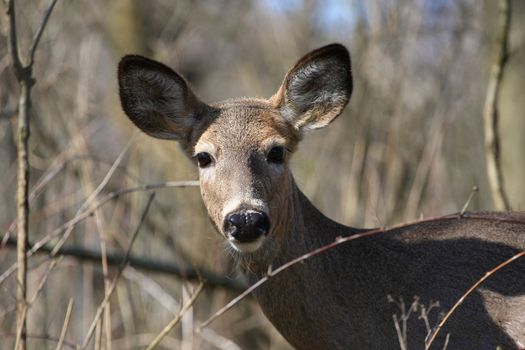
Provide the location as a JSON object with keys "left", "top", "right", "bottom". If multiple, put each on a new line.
{"left": 224, "top": 210, "right": 270, "bottom": 243}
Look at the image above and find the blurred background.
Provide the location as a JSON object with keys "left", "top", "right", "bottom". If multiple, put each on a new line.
{"left": 0, "top": 0, "right": 524, "bottom": 349}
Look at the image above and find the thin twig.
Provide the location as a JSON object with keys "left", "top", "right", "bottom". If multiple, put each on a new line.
{"left": 1, "top": 148, "right": 145, "bottom": 242}
{"left": 28, "top": 257, "right": 62, "bottom": 306}
{"left": 0, "top": 180, "right": 198, "bottom": 286}
{"left": 460, "top": 186, "right": 478, "bottom": 216}
{"left": 2, "top": 159, "right": 72, "bottom": 240}
{"left": 70, "top": 127, "right": 132, "bottom": 350}
{"left": 484, "top": 0, "right": 512, "bottom": 211}
{"left": 1, "top": 137, "right": 137, "bottom": 285}
{"left": 56, "top": 298, "right": 74, "bottom": 350}
{"left": 81, "top": 192, "right": 155, "bottom": 349}
{"left": 424, "top": 249, "right": 525, "bottom": 349}
{"left": 146, "top": 282, "right": 205, "bottom": 350}
{"left": 14, "top": 257, "right": 63, "bottom": 346}
{"left": 7, "top": 0, "right": 23, "bottom": 75}
{"left": 50, "top": 135, "right": 136, "bottom": 256}
{"left": 28, "top": 0, "right": 59, "bottom": 65}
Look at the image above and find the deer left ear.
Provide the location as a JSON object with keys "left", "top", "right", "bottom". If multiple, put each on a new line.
{"left": 118, "top": 55, "right": 209, "bottom": 152}
{"left": 271, "top": 44, "right": 352, "bottom": 131}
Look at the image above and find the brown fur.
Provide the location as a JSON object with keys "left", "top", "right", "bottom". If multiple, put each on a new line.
{"left": 118, "top": 44, "right": 525, "bottom": 349}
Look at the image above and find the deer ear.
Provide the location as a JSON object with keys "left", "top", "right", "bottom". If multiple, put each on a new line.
{"left": 118, "top": 55, "right": 208, "bottom": 145}
{"left": 271, "top": 44, "right": 352, "bottom": 131}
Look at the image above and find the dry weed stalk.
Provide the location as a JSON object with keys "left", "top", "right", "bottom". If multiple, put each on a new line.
{"left": 56, "top": 298, "right": 74, "bottom": 350}
{"left": 146, "top": 282, "right": 205, "bottom": 350}
{"left": 81, "top": 192, "right": 155, "bottom": 349}
{"left": 483, "top": 0, "right": 512, "bottom": 211}
{"left": 6, "top": 0, "right": 59, "bottom": 348}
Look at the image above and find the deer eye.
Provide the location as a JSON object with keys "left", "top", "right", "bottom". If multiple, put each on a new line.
{"left": 267, "top": 146, "right": 285, "bottom": 164}
{"left": 196, "top": 152, "right": 213, "bottom": 168}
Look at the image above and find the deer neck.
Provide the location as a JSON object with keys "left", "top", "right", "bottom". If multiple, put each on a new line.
{"left": 245, "top": 176, "right": 356, "bottom": 276}
{"left": 247, "top": 178, "right": 363, "bottom": 348}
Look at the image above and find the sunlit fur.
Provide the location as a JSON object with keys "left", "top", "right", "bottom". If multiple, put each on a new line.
{"left": 195, "top": 100, "right": 299, "bottom": 266}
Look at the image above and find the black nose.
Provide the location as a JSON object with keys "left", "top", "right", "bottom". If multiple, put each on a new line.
{"left": 224, "top": 210, "right": 270, "bottom": 243}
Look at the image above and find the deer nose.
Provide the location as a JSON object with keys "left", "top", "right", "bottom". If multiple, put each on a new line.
{"left": 224, "top": 211, "right": 270, "bottom": 243}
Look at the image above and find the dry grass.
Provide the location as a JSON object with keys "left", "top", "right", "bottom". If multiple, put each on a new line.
{"left": 0, "top": 0, "right": 523, "bottom": 349}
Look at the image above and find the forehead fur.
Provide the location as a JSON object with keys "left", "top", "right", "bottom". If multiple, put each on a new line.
{"left": 196, "top": 98, "right": 300, "bottom": 153}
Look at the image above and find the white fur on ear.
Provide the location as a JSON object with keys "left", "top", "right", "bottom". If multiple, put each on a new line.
{"left": 272, "top": 44, "right": 352, "bottom": 131}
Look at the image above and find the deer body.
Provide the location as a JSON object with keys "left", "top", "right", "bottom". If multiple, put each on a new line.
{"left": 251, "top": 183, "right": 525, "bottom": 349}
{"left": 118, "top": 44, "right": 525, "bottom": 349}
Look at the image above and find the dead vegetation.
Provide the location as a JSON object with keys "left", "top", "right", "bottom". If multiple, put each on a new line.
{"left": 0, "top": 0, "right": 524, "bottom": 349}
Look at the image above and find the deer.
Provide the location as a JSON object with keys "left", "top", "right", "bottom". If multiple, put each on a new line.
{"left": 118, "top": 44, "right": 525, "bottom": 349}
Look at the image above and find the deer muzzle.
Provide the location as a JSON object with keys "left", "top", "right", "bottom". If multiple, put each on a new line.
{"left": 224, "top": 210, "right": 270, "bottom": 244}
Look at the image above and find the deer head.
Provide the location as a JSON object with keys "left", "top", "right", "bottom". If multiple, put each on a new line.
{"left": 118, "top": 44, "right": 352, "bottom": 263}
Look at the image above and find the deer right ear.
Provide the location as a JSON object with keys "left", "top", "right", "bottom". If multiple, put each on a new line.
{"left": 118, "top": 55, "right": 208, "bottom": 145}
{"left": 271, "top": 44, "right": 352, "bottom": 132}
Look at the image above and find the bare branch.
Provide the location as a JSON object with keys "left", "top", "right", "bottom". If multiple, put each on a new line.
{"left": 28, "top": 0, "right": 59, "bottom": 65}
{"left": 7, "top": 0, "right": 61, "bottom": 348}
{"left": 6, "top": 0, "right": 23, "bottom": 76}
{"left": 9, "top": 2, "right": 28, "bottom": 347}
{"left": 484, "top": 0, "right": 512, "bottom": 211}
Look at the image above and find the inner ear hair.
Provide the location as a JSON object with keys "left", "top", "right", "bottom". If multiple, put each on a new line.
{"left": 118, "top": 55, "right": 207, "bottom": 142}
{"left": 271, "top": 44, "right": 352, "bottom": 131}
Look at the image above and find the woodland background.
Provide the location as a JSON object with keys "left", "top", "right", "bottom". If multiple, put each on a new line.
{"left": 0, "top": 0, "right": 524, "bottom": 349}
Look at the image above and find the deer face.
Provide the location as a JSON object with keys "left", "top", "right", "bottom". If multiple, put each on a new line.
{"left": 193, "top": 101, "right": 300, "bottom": 253}
{"left": 118, "top": 44, "right": 352, "bottom": 257}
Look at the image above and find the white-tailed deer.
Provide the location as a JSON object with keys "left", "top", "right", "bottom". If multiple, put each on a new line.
{"left": 118, "top": 44, "right": 525, "bottom": 349}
